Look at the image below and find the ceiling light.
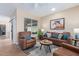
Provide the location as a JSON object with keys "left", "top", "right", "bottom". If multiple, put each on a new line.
{"left": 51, "top": 8, "right": 56, "bottom": 11}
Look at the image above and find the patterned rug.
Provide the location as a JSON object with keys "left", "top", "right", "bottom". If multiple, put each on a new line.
{"left": 23, "top": 42, "right": 59, "bottom": 56}
{"left": 23, "top": 46, "right": 39, "bottom": 55}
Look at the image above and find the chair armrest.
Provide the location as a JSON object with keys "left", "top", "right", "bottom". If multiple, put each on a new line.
{"left": 31, "top": 37, "right": 36, "bottom": 39}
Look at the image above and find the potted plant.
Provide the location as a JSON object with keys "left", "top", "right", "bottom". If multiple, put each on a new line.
{"left": 37, "top": 29, "right": 43, "bottom": 40}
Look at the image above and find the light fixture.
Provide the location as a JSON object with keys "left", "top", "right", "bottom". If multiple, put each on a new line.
{"left": 74, "top": 28, "right": 79, "bottom": 33}
{"left": 74, "top": 28, "right": 79, "bottom": 39}
{"left": 51, "top": 8, "right": 56, "bottom": 11}
{"left": 41, "top": 29, "right": 44, "bottom": 32}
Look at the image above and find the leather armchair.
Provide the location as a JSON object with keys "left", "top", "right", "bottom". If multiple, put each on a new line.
{"left": 18, "top": 32, "right": 36, "bottom": 50}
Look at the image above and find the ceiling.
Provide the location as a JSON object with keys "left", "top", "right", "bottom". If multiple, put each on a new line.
{"left": 0, "top": 3, "right": 79, "bottom": 17}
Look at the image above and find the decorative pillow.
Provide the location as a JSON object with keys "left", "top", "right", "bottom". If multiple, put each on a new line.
{"left": 58, "top": 34, "right": 63, "bottom": 39}
{"left": 24, "top": 35, "right": 31, "bottom": 40}
{"left": 62, "top": 34, "right": 70, "bottom": 40}
{"left": 46, "top": 33, "right": 51, "bottom": 38}
{"left": 51, "top": 33, "right": 59, "bottom": 39}
{"left": 44, "top": 32, "right": 47, "bottom": 37}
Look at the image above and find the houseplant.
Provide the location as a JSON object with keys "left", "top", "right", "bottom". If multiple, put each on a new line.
{"left": 37, "top": 29, "right": 43, "bottom": 40}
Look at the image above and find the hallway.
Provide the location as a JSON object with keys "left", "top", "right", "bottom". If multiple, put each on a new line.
{"left": 0, "top": 39, "right": 27, "bottom": 56}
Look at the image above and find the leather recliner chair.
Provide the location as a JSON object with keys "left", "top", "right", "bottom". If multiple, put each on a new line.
{"left": 18, "top": 32, "right": 36, "bottom": 50}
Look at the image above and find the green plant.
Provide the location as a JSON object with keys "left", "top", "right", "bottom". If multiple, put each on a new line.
{"left": 37, "top": 29, "right": 43, "bottom": 39}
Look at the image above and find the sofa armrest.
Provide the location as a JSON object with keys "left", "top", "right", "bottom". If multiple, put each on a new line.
{"left": 61, "top": 43, "right": 79, "bottom": 53}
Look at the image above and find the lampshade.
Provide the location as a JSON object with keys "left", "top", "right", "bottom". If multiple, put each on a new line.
{"left": 41, "top": 29, "right": 44, "bottom": 32}
{"left": 74, "top": 28, "right": 79, "bottom": 33}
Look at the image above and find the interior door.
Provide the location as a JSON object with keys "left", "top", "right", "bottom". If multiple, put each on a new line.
{"left": 10, "top": 17, "right": 17, "bottom": 44}
{"left": 11, "top": 22, "right": 13, "bottom": 41}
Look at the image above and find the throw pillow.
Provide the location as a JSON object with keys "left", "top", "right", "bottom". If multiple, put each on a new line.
{"left": 24, "top": 35, "right": 31, "bottom": 40}
{"left": 44, "top": 32, "right": 47, "bottom": 37}
{"left": 58, "top": 34, "right": 63, "bottom": 39}
{"left": 62, "top": 34, "right": 70, "bottom": 40}
{"left": 47, "top": 33, "right": 51, "bottom": 38}
{"left": 51, "top": 33, "right": 59, "bottom": 39}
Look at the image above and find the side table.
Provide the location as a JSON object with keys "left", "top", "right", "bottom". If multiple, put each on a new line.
{"left": 72, "top": 39, "right": 79, "bottom": 46}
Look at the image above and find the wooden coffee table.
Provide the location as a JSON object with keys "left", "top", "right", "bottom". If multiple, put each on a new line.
{"left": 40, "top": 39, "right": 53, "bottom": 52}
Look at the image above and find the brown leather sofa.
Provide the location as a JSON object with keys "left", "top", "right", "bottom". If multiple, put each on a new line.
{"left": 43, "top": 32, "right": 71, "bottom": 46}
{"left": 53, "top": 43, "right": 79, "bottom": 56}
{"left": 18, "top": 32, "right": 36, "bottom": 50}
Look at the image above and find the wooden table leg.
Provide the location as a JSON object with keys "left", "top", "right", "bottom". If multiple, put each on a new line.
{"left": 40, "top": 44, "right": 42, "bottom": 50}
{"left": 48, "top": 45, "right": 51, "bottom": 52}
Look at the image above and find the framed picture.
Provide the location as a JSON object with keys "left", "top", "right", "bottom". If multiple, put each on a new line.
{"left": 50, "top": 18, "right": 65, "bottom": 30}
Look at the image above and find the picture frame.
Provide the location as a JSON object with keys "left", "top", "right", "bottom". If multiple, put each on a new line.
{"left": 50, "top": 18, "right": 65, "bottom": 30}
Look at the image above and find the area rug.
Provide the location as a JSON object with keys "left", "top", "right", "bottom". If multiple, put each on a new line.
{"left": 23, "top": 51, "right": 30, "bottom": 55}
{"left": 23, "top": 42, "right": 59, "bottom": 56}
{"left": 23, "top": 45, "right": 39, "bottom": 55}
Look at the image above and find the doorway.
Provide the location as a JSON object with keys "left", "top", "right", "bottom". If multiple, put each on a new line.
{"left": 10, "top": 17, "right": 17, "bottom": 44}
{"left": 11, "top": 22, "right": 13, "bottom": 41}
{"left": 0, "top": 24, "right": 6, "bottom": 39}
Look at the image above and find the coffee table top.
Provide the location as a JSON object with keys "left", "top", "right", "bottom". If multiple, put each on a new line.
{"left": 40, "top": 39, "right": 53, "bottom": 45}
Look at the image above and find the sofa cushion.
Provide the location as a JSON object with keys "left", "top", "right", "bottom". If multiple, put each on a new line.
{"left": 53, "top": 47, "right": 79, "bottom": 56}
{"left": 62, "top": 34, "right": 70, "bottom": 40}
{"left": 51, "top": 33, "right": 59, "bottom": 39}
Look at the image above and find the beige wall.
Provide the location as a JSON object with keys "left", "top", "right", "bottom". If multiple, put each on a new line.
{"left": 16, "top": 8, "right": 40, "bottom": 32}
{"left": 39, "top": 6, "right": 79, "bottom": 34}
{"left": 11, "top": 6, "right": 79, "bottom": 44}
{"left": 16, "top": 8, "right": 40, "bottom": 39}
{"left": 10, "top": 8, "right": 41, "bottom": 44}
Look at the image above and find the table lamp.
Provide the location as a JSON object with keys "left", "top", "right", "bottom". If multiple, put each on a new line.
{"left": 41, "top": 29, "right": 44, "bottom": 32}
{"left": 74, "top": 28, "right": 79, "bottom": 39}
